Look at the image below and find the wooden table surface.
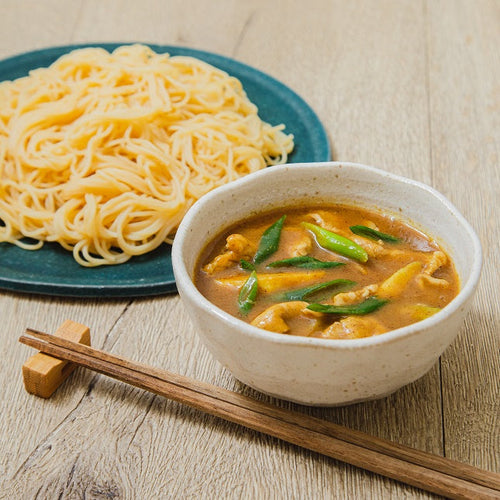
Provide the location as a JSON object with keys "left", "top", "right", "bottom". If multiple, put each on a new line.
{"left": 0, "top": 1, "right": 498, "bottom": 498}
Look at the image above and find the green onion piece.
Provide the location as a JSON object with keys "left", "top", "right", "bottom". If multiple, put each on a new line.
{"left": 307, "top": 297, "right": 389, "bottom": 315}
{"left": 240, "top": 259, "right": 256, "bottom": 271}
{"left": 238, "top": 270, "right": 258, "bottom": 314}
{"left": 253, "top": 215, "right": 286, "bottom": 264}
{"left": 267, "top": 256, "right": 344, "bottom": 269}
{"left": 350, "top": 225, "right": 401, "bottom": 243}
{"left": 280, "top": 279, "right": 356, "bottom": 302}
{"left": 301, "top": 222, "right": 369, "bottom": 263}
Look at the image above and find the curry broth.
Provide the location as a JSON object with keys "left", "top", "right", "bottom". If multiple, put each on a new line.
{"left": 195, "top": 204, "right": 459, "bottom": 339}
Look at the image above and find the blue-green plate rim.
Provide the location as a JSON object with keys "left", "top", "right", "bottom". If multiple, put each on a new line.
{"left": 0, "top": 42, "right": 331, "bottom": 298}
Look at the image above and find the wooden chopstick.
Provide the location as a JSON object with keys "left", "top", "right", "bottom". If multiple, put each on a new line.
{"left": 19, "top": 329, "right": 500, "bottom": 500}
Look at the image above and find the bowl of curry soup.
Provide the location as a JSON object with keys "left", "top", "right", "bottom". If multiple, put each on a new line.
{"left": 172, "top": 162, "right": 482, "bottom": 405}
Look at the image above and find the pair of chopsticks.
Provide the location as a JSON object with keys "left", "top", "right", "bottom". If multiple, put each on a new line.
{"left": 19, "top": 329, "right": 500, "bottom": 499}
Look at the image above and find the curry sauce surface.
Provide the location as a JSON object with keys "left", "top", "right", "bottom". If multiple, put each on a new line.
{"left": 195, "top": 205, "right": 459, "bottom": 339}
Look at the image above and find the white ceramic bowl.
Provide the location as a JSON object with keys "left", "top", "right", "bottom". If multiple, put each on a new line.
{"left": 172, "top": 162, "right": 482, "bottom": 406}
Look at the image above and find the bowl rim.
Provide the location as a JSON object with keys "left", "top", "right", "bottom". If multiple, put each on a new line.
{"left": 172, "top": 161, "right": 482, "bottom": 350}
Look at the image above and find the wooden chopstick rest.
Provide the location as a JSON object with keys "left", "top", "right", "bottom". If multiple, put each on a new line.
{"left": 22, "top": 320, "right": 91, "bottom": 398}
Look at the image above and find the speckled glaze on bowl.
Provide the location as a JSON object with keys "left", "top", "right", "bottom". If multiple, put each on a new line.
{"left": 172, "top": 162, "right": 482, "bottom": 406}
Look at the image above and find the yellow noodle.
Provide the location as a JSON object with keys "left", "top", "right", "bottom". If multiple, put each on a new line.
{"left": 0, "top": 44, "right": 294, "bottom": 266}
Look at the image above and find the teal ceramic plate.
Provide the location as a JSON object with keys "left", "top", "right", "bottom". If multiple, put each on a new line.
{"left": 0, "top": 43, "right": 330, "bottom": 297}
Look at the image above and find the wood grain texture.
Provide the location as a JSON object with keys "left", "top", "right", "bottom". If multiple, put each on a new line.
{"left": 426, "top": 0, "right": 500, "bottom": 472}
{"left": 0, "top": 0, "right": 498, "bottom": 498}
{"left": 0, "top": 0, "right": 84, "bottom": 58}
{"left": 18, "top": 330, "right": 500, "bottom": 496}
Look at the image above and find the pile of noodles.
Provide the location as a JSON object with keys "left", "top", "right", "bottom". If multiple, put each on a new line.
{"left": 0, "top": 44, "right": 294, "bottom": 266}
